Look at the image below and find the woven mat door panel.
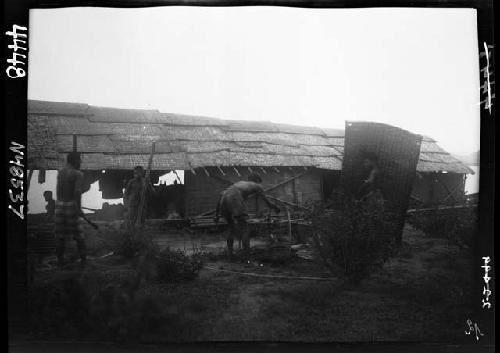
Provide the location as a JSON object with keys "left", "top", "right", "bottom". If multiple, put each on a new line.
{"left": 339, "top": 121, "right": 422, "bottom": 242}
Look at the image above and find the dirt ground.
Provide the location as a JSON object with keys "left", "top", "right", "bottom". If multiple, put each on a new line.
{"left": 27, "top": 222, "right": 475, "bottom": 343}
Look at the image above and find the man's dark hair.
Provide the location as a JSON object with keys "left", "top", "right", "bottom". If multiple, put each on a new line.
{"left": 134, "top": 166, "right": 144, "bottom": 172}
{"left": 67, "top": 152, "right": 81, "bottom": 167}
{"left": 248, "top": 172, "right": 262, "bottom": 183}
{"left": 43, "top": 190, "right": 52, "bottom": 198}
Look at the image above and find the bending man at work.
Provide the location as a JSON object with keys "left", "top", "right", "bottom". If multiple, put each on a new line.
{"left": 215, "top": 173, "right": 280, "bottom": 258}
{"left": 55, "top": 152, "right": 86, "bottom": 268}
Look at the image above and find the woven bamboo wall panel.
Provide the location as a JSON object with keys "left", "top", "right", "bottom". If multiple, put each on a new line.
{"left": 340, "top": 121, "right": 422, "bottom": 241}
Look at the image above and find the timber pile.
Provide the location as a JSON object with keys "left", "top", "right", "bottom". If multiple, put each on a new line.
{"left": 189, "top": 215, "right": 227, "bottom": 230}
{"left": 188, "top": 214, "right": 312, "bottom": 244}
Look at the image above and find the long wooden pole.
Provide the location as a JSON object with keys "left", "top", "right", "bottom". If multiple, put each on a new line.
{"left": 286, "top": 207, "right": 292, "bottom": 242}
{"left": 195, "top": 170, "right": 310, "bottom": 217}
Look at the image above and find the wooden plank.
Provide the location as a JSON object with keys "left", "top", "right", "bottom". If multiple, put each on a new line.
{"left": 407, "top": 204, "right": 475, "bottom": 214}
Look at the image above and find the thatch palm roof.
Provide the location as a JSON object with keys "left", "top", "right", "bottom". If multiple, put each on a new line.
{"left": 27, "top": 100, "right": 473, "bottom": 174}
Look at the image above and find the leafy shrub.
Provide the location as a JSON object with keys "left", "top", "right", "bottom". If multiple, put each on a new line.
{"left": 95, "top": 226, "right": 202, "bottom": 283}
{"left": 408, "top": 206, "right": 477, "bottom": 249}
{"left": 96, "top": 226, "right": 159, "bottom": 259}
{"left": 309, "top": 198, "right": 396, "bottom": 282}
{"left": 156, "top": 248, "right": 203, "bottom": 283}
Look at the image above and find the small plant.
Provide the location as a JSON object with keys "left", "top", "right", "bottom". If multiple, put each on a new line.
{"left": 156, "top": 248, "right": 203, "bottom": 283}
{"left": 310, "top": 198, "right": 396, "bottom": 282}
{"left": 96, "top": 225, "right": 159, "bottom": 259}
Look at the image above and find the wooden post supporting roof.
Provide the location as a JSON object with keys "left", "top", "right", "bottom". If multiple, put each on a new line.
{"left": 26, "top": 169, "right": 34, "bottom": 193}
{"left": 136, "top": 141, "right": 155, "bottom": 228}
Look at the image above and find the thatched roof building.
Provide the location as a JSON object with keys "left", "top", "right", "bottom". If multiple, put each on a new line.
{"left": 27, "top": 100, "right": 472, "bottom": 175}
{"left": 28, "top": 100, "right": 474, "bottom": 215}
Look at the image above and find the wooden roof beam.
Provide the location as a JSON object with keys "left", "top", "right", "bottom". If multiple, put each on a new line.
{"left": 217, "top": 166, "right": 226, "bottom": 176}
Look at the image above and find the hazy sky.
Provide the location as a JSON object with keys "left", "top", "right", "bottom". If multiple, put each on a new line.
{"left": 28, "top": 6, "right": 480, "bottom": 155}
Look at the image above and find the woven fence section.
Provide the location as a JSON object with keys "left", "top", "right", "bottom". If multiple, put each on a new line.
{"left": 339, "top": 121, "right": 422, "bottom": 242}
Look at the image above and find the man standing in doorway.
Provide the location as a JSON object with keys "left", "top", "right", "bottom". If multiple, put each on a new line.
{"left": 55, "top": 152, "right": 86, "bottom": 268}
{"left": 124, "top": 166, "right": 153, "bottom": 229}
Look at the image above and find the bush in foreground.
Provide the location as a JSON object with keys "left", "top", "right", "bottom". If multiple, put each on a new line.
{"left": 156, "top": 248, "right": 203, "bottom": 283}
{"left": 310, "top": 199, "right": 396, "bottom": 282}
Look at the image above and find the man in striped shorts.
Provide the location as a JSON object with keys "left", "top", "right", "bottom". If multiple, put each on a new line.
{"left": 55, "top": 152, "right": 86, "bottom": 268}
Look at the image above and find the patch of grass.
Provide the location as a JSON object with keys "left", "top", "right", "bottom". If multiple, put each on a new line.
{"left": 27, "top": 271, "right": 237, "bottom": 342}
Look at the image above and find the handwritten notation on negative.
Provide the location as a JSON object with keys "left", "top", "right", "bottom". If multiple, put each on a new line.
{"left": 465, "top": 319, "right": 484, "bottom": 341}
{"left": 479, "top": 43, "right": 494, "bottom": 114}
{"left": 482, "top": 256, "right": 492, "bottom": 309}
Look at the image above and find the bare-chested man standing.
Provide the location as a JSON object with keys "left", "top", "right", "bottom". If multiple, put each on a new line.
{"left": 55, "top": 152, "right": 86, "bottom": 268}
{"left": 215, "top": 173, "right": 280, "bottom": 258}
